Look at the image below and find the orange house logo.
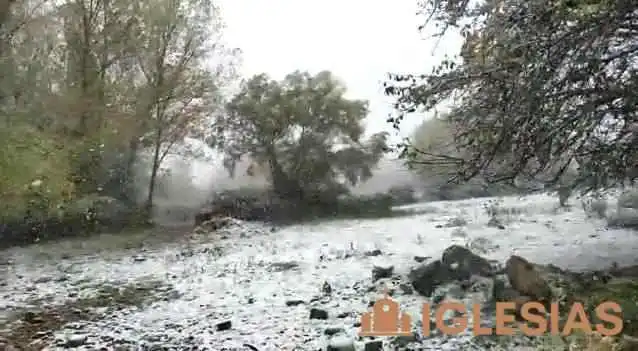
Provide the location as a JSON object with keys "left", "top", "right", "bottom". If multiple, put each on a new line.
{"left": 360, "top": 290, "right": 412, "bottom": 336}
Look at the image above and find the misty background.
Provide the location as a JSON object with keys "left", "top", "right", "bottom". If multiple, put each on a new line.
{"left": 138, "top": 0, "right": 451, "bottom": 220}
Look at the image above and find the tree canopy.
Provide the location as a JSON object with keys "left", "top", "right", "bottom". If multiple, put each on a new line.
{"left": 213, "top": 70, "right": 388, "bottom": 203}
{"left": 385, "top": 0, "right": 638, "bottom": 193}
{"left": 1, "top": 0, "right": 237, "bottom": 221}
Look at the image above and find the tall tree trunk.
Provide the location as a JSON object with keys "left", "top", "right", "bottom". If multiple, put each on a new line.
{"left": 145, "top": 111, "right": 163, "bottom": 218}
{"left": 266, "top": 145, "right": 304, "bottom": 202}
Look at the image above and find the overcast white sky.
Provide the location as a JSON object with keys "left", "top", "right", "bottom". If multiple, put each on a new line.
{"left": 216, "top": 0, "right": 463, "bottom": 144}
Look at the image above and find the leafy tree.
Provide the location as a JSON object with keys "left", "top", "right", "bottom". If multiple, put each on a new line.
{"left": 213, "top": 70, "right": 389, "bottom": 203}
{"left": 385, "top": 0, "right": 638, "bottom": 194}
{"left": 409, "top": 117, "right": 463, "bottom": 179}
{"left": 0, "top": 0, "right": 236, "bottom": 239}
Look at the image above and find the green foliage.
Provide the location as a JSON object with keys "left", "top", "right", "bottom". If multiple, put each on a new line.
{"left": 215, "top": 70, "right": 388, "bottom": 201}
{"left": 0, "top": 0, "right": 236, "bottom": 247}
{"left": 0, "top": 123, "right": 75, "bottom": 220}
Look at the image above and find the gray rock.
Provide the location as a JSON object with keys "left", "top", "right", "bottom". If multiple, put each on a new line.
{"left": 324, "top": 327, "right": 345, "bottom": 336}
{"left": 505, "top": 255, "right": 552, "bottom": 302}
{"left": 364, "top": 340, "right": 383, "bottom": 351}
{"left": 364, "top": 249, "right": 382, "bottom": 257}
{"left": 309, "top": 308, "right": 328, "bottom": 320}
{"left": 58, "top": 333, "right": 88, "bottom": 348}
{"left": 269, "top": 261, "right": 300, "bottom": 272}
{"left": 409, "top": 260, "right": 454, "bottom": 296}
{"left": 441, "top": 245, "right": 493, "bottom": 277}
{"left": 132, "top": 255, "right": 147, "bottom": 262}
{"left": 326, "top": 336, "right": 355, "bottom": 351}
{"left": 392, "top": 332, "right": 418, "bottom": 347}
{"left": 398, "top": 283, "right": 413, "bottom": 295}
{"left": 322, "top": 281, "right": 332, "bottom": 294}
{"left": 445, "top": 216, "right": 467, "bottom": 227}
{"left": 372, "top": 265, "right": 394, "bottom": 281}
{"left": 409, "top": 245, "right": 493, "bottom": 296}
{"left": 487, "top": 217, "right": 505, "bottom": 229}
{"left": 216, "top": 320, "right": 232, "bottom": 331}
{"left": 34, "top": 276, "right": 53, "bottom": 284}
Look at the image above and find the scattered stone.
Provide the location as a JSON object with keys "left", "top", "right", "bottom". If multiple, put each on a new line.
{"left": 336, "top": 312, "right": 351, "bottom": 318}
{"left": 324, "top": 327, "right": 345, "bottom": 336}
{"left": 54, "top": 275, "right": 69, "bottom": 283}
{"left": 216, "top": 320, "right": 232, "bottom": 331}
{"left": 487, "top": 217, "right": 506, "bottom": 229}
{"left": 326, "top": 336, "right": 355, "bottom": 351}
{"left": 364, "top": 249, "right": 382, "bottom": 257}
{"left": 409, "top": 260, "right": 453, "bottom": 296}
{"left": 398, "top": 283, "right": 413, "bottom": 295}
{"left": 270, "top": 261, "right": 300, "bottom": 272}
{"left": 132, "top": 255, "right": 147, "bottom": 262}
{"left": 34, "top": 276, "right": 53, "bottom": 284}
{"left": 58, "top": 333, "right": 88, "bottom": 348}
{"left": 243, "top": 344, "right": 259, "bottom": 351}
{"left": 364, "top": 340, "right": 383, "bottom": 351}
{"left": 413, "top": 256, "right": 429, "bottom": 263}
{"left": 309, "top": 308, "right": 328, "bottom": 320}
{"left": 392, "top": 332, "right": 418, "bottom": 347}
{"left": 445, "top": 216, "right": 467, "bottom": 227}
{"left": 322, "top": 281, "right": 332, "bottom": 295}
{"left": 285, "top": 300, "right": 305, "bottom": 307}
{"left": 23, "top": 311, "right": 45, "bottom": 324}
{"left": 372, "top": 265, "right": 394, "bottom": 281}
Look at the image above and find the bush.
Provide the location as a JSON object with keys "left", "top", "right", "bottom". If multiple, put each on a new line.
{"left": 617, "top": 189, "right": 638, "bottom": 209}
{"left": 607, "top": 208, "right": 638, "bottom": 229}
{"left": 581, "top": 196, "right": 608, "bottom": 219}
{"left": 387, "top": 185, "right": 417, "bottom": 205}
{"left": 0, "top": 124, "right": 75, "bottom": 222}
{"left": 334, "top": 193, "right": 393, "bottom": 216}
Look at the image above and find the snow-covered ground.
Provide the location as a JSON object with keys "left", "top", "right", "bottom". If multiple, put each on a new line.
{"left": 1, "top": 194, "right": 638, "bottom": 350}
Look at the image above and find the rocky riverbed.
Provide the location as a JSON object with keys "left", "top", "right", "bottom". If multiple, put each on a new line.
{"left": 1, "top": 194, "right": 638, "bottom": 350}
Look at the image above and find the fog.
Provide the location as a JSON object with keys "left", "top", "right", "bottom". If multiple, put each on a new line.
{"left": 133, "top": 138, "right": 421, "bottom": 223}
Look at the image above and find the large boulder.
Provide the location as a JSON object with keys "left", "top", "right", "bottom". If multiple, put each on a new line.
{"left": 441, "top": 245, "right": 494, "bottom": 277}
{"left": 409, "top": 245, "right": 494, "bottom": 296}
{"left": 505, "top": 255, "right": 553, "bottom": 303}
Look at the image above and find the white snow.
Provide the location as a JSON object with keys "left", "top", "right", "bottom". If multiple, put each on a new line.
{"left": 1, "top": 193, "right": 637, "bottom": 350}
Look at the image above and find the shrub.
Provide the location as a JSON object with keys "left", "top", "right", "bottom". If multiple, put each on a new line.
{"left": 387, "top": 185, "right": 417, "bottom": 205}
{"left": 617, "top": 189, "right": 638, "bottom": 209}
{"left": 581, "top": 196, "right": 608, "bottom": 219}
{"left": 607, "top": 208, "right": 638, "bottom": 229}
{"left": 0, "top": 124, "right": 75, "bottom": 222}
